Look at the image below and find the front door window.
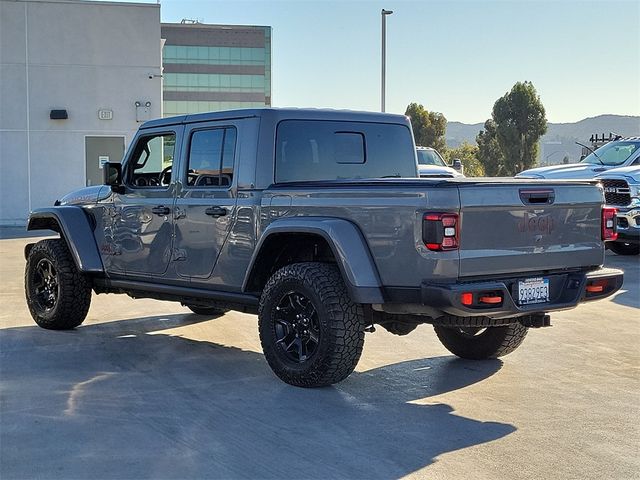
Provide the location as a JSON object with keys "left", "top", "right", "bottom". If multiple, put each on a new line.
{"left": 127, "top": 133, "right": 177, "bottom": 188}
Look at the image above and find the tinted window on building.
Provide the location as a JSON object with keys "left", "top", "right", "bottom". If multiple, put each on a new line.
{"left": 275, "top": 121, "right": 416, "bottom": 182}
{"left": 187, "top": 127, "right": 237, "bottom": 187}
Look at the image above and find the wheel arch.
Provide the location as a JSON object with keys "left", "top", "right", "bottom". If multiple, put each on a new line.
{"left": 26, "top": 207, "right": 104, "bottom": 274}
{"left": 243, "top": 217, "right": 384, "bottom": 304}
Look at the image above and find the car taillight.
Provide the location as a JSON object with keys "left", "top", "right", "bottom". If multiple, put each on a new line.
{"left": 602, "top": 207, "right": 618, "bottom": 241}
{"left": 423, "top": 212, "right": 459, "bottom": 251}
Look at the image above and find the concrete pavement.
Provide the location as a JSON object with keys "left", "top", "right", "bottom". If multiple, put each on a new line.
{"left": 1, "top": 234, "right": 638, "bottom": 479}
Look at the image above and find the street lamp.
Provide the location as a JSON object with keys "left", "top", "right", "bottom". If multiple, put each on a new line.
{"left": 381, "top": 8, "right": 393, "bottom": 112}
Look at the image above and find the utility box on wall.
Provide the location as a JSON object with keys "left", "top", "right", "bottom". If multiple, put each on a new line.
{"left": 136, "top": 101, "right": 153, "bottom": 122}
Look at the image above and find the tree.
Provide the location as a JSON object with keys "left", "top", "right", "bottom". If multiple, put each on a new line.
{"left": 476, "top": 119, "right": 505, "bottom": 176}
{"left": 491, "top": 81, "right": 547, "bottom": 175}
{"left": 405, "top": 103, "right": 447, "bottom": 152}
{"left": 443, "top": 142, "right": 485, "bottom": 177}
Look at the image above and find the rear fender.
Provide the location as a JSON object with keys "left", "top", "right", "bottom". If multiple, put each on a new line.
{"left": 243, "top": 217, "right": 384, "bottom": 304}
{"left": 26, "top": 207, "right": 103, "bottom": 273}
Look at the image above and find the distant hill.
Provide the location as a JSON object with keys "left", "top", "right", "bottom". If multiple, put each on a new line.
{"left": 446, "top": 114, "right": 640, "bottom": 164}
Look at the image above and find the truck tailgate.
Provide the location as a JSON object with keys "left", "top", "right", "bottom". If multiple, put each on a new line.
{"left": 457, "top": 181, "right": 604, "bottom": 278}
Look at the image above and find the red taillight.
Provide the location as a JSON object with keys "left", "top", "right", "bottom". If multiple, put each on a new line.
{"left": 460, "top": 292, "right": 473, "bottom": 306}
{"left": 602, "top": 207, "right": 618, "bottom": 241}
{"left": 423, "top": 212, "right": 459, "bottom": 251}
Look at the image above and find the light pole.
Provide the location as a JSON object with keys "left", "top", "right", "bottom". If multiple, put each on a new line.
{"left": 381, "top": 9, "right": 393, "bottom": 112}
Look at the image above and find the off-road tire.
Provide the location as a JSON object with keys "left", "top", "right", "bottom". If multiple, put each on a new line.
{"left": 25, "top": 239, "right": 92, "bottom": 330}
{"left": 433, "top": 323, "right": 528, "bottom": 360}
{"left": 608, "top": 241, "right": 640, "bottom": 256}
{"left": 186, "top": 305, "right": 228, "bottom": 317}
{"left": 258, "top": 262, "right": 365, "bottom": 387}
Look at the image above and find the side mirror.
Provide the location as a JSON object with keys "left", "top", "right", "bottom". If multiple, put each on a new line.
{"left": 452, "top": 159, "right": 463, "bottom": 171}
{"left": 103, "top": 162, "right": 124, "bottom": 193}
{"left": 580, "top": 154, "right": 586, "bottom": 161}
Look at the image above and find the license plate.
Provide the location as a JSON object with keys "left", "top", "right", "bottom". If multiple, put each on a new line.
{"left": 518, "top": 277, "right": 549, "bottom": 305}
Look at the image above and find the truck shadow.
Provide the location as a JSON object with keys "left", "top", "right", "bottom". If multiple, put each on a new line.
{"left": 1, "top": 314, "right": 515, "bottom": 479}
{"left": 605, "top": 252, "right": 640, "bottom": 309}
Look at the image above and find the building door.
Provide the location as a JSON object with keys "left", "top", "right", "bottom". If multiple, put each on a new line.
{"left": 85, "top": 136, "right": 125, "bottom": 187}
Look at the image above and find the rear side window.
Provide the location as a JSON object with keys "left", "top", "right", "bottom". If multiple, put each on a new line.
{"left": 275, "top": 120, "right": 416, "bottom": 182}
{"left": 186, "top": 127, "right": 237, "bottom": 188}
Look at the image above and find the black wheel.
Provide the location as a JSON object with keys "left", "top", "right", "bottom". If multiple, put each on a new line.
{"left": 258, "top": 262, "right": 365, "bottom": 388}
{"left": 608, "top": 242, "right": 640, "bottom": 256}
{"left": 186, "top": 305, "right": 227, "bottom": 317}
{"left": 25, "top": 239, "right": 92, "bottom": 330}
{"left": 433, "top": 323, "right": 528, "bottom": 360}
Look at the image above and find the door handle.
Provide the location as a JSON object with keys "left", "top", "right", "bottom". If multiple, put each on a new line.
{"left": 151, "top": 205, "right": 171, "bottom": 215}
{"left": 205, "top": 206, "right": 227, "bottom": 217}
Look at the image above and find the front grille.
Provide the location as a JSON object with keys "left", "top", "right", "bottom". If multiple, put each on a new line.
{"left": 601, "top": 179, "right": 631, "bottom": 206}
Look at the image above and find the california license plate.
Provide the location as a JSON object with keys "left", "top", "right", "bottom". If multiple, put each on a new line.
{"left": 518, "top": 277, "right": 549, "bottom": 305}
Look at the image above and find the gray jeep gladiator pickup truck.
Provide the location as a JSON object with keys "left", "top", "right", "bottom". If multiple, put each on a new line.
{"left": 25, "top": 108, "right": 623, "bottom": 387}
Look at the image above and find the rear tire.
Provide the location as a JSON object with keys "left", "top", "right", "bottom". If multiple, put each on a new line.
{"left": 434, "top": 323, "right": 528, "bottom": 360}
{"left": 258, "top": 262, "right": 365, "bottom": 387}
{"left": 25, "top": 239, "right": 92, "bottom": 330}
{"left": 186, "top": 305, "right": 227, "bottom": 317}
{"left": 608, "top": 241, "right": 640, "bottom": 256}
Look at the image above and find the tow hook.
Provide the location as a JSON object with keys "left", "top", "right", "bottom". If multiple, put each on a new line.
{"left": 519, "top": 314, "right": 552, "bottom": 328}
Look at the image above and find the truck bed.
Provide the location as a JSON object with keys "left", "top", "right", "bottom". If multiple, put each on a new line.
{"left": 265, "top": 177, "right": 605, "bottom": 285}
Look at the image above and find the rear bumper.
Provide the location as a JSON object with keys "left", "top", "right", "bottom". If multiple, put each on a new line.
{"left": 419, "top": 267, "right": 623, "bottom": 319}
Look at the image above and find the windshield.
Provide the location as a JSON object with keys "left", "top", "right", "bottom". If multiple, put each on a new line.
{"left": 581, "top": 141, "right": 639, "bottom": 166}
{"left": 417, "top": 149, "right": 446, "bottom": 167}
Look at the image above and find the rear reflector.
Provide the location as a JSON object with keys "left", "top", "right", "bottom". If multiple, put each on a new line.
{"left": 602, "top": 207, "right": 618, "bottom": 241}
{"left": 586, "top": 279, "right": 607, "bottom": 293}
{"left": 423, "top": 212, "right": 459, "bottom": 251}
{"left": 479, "top": 295, "right": 503, "bottom": 304}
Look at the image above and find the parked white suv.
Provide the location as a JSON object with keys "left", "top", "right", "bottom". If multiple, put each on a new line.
{"left": 416, "top": 146, "right": 464, "bottom": 178}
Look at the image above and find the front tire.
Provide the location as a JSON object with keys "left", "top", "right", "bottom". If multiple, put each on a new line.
{"left": 434, "top": 323, "right": 528, "bottom": 360}
{"left": 258, "top": 263, "right": 365, "bottom": 387}
{"left": 608, "top": 241, "right": 640, "bottom": 256}
{"left": 25, "top": 239, "right": 92, "bottom": 330}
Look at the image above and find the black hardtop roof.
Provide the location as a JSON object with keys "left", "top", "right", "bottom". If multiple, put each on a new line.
{"left": 140, "top": 107, "right": 410, "bottom": 129}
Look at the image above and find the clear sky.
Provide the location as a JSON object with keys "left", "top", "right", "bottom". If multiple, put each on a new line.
{"left": 134, "top": 0, "right": 639, "bottom": 123}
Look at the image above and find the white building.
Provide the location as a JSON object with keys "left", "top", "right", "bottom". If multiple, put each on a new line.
{"left": 0, "top": 0, "right": 162, "bottom": 224}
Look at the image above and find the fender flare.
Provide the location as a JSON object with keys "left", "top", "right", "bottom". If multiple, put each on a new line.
{"left": 27, "top": 207, "right": 104, "bottom": 274}
{"left": 243, "top": 217, "right": 384, "bottom": 304}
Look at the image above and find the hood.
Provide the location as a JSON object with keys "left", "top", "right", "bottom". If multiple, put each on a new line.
{"left": 59, "top": 185, "right": 110, "bottom": 206}
{"left": 517, "top": 163, "right": 611, "bottom": 179}
{"left": 595, "top": 166, "right": 640, "bottom": 184}
{"left": 418, "top": 165, "right": 464, "bottom": 178}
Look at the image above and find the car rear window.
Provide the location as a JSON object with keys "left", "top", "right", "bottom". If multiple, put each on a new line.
{"left": 275, "top": 120, "right": 417, "bottom": 183}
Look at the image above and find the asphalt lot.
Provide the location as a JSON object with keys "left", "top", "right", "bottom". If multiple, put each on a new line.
{"left": 1, "top": 232, "right": 638, "bottom": 480}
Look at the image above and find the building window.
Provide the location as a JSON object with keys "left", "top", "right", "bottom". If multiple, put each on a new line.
{"left": 163, "top": 45, "right": 266, "bottom": 66}
{"left": 163, "top": 73, "right": 265, "bottom": 93}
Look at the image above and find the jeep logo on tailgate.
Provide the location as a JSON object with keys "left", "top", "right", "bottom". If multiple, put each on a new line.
{"left": 518, "top": 212, "right": 554, "bottom": 234}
